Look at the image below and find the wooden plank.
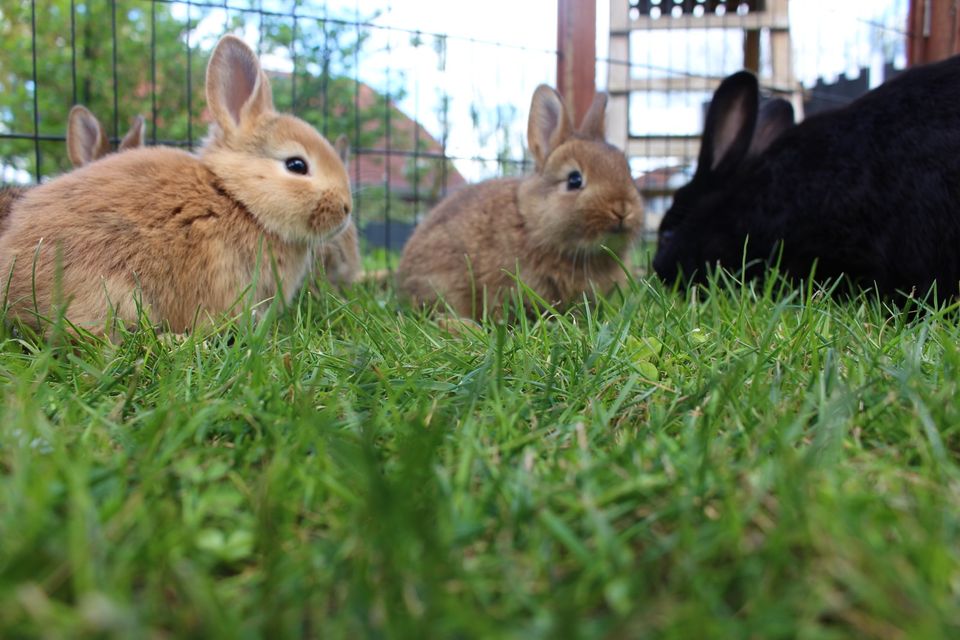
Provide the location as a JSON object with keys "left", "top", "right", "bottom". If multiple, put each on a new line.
{"left": 620, "top": 12, "right": 789, "bottom": 34}
{"left": 557, "top": 0, "right": 597, "bottom": 126}
{"left": 744, "top": 29, "right": 761, "bottom": 74}
{"left": 609, "top": 0, "right": 629, "bottom": 32}
{"left": 613, "top": 75, "right": 794, "bottom": 94}
{"left": 608, "top": 35, "right": 629, "bottom": 92}
{"left": 626, "top": 136, "right": 702, "bottom": 159}
{"left": 607, "top": 95, "right": 629, "bottom": 150}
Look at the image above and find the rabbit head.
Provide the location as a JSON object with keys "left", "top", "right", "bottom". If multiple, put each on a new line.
{"left": 200, "top": 35, "right": 352, "bottom": 245}
{"left": 518, "top": 85, "right": 643, "bottom": 257}
{"left": 67, "top": 105, "right": 145, "bottom": 168}
{"left": 653, "top": 71, "right": 794, "bottom": 285}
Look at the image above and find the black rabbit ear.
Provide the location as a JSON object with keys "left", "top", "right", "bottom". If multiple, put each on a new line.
{"left": 697, "top": 71, "right": 759, "bottom": 177}
{"left": 528, "top": 85, "right": 573, "bottom": 171}
{"left": 748, "top": 98, "right": 794, "bottom": 158}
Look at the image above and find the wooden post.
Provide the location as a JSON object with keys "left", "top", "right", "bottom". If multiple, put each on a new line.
{"left": 557, "top": 0, "right": 597, "bottom": 126}
{"left": 743, "top": 30, "right": 761, "bottom": 74}
{"left": 908, "top": 0, "right": 960, "bottom": 65}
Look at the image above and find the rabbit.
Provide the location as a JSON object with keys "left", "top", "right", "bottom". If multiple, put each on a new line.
{"left": 397, "top": 85, "right": 644, "bottom": 319}
{"left": 653, "top": 59, "right": 960, "bottom": 300}
{"left": 0, "top": 35, "right": 352, "bottom": 335}
{"left": 313, "top": 134, "right": 361, "bottom": 288}
{"left": 0, "top": 107, "right": 145, "bottom": 237}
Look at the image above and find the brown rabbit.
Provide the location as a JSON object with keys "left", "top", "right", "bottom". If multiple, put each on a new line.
{"left": 0, "top": 35, "right": 351, "bottom": 334}
{"left": 397, "top": 85, "right": 643, "bottom": 319}
{"left": 0, "top": 107, "right": 144, "bottom": 237}
{"left": 313, "top": 134, "right": 361, "bottom": 288}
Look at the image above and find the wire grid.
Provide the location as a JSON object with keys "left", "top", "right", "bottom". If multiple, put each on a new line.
{"left": 0, "top": 0, "right": 557, "bottom": 266}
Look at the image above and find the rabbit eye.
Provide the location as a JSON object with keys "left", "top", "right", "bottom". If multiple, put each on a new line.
{"left": 285, "top": 157, "right": 309, "bottom": 175}
{"left": 566, "top": 170, "right": 583, "bottom": 190}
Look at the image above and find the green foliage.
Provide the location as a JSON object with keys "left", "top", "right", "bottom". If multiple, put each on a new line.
{"left": 0, "top": 0, "right": 192, "bottom": 178}
{"left": 2, "top": 260, "right": 960, "bottom": 637}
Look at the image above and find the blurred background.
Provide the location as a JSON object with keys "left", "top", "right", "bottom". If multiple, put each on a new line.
{"left": 0, "top": 0, "right": 949, "bottom": 267}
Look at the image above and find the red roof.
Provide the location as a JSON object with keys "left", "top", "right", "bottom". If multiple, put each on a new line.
{"left": 349, "top": 83, "right": 466, "bottom": 195}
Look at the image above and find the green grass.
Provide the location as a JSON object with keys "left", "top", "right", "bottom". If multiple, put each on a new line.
{"left": 2, "top": 266, "right": 960, "bottom": 638}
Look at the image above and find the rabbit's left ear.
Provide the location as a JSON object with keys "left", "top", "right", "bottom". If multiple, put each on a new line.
{"left": 528, "top": 85, "right": 574, "bottom": 171}
{"left": 67, "top": 105, "right": 110, "bottom": 168}
{"left": 578, "top": 92, "right": 608, "bottom": 140}
{"left": 697, "top": 71, "right": 759, "bottom": 177}
{"left": 119, "top": 116, "right": 146, "bottom": 151}
{"left": 748, "top": 98, "right": 794, "bottom": 158}
{"left": 206, "top": 35, "right": 275, "bottom": 135}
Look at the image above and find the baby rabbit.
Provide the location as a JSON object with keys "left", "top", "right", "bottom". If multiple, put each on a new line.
{"left": 314, "top": 135, "right": 361, "bottom": 288}
{"left": 0, "top": 35, "right": 351, "bottom": 334}
{"left": 0, "top": 107, "right": 145, "bottom": 237}
{"left": 397, "top": 85, "right": 643, "bottom": 319}
{"left": 653, "top": 59, "right": 960, "bottom": 300}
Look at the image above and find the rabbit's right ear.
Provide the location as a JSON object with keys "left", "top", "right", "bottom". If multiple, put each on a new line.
{"left": 528, "top": 85, "right": 573, "bottom": 171}
{"left": 697, "top": 71, "right": 759, "bottom": 177}
{"left": 119, "top": 115, "right": 146, "bottom": 151}
{"left": 206, "top": 35, "right": 275, "bottom": 135}
{"left": 748, "top": 98, "right": 794, "bottom": 158}
{"left": 334, "top": 134, "right": 350, "bottom": 171}
{"left": 67, "top": 105, "right": 110, "bottom": 168}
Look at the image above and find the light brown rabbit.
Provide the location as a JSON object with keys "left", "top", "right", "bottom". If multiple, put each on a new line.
{"left": 0, "top": 35, "right": 351, "bottom": 334}
{"left": 0, "top": 107, "right": 144, "bottom": 237}
{"left": 314, "top": 134, "right": 361, "bottom": 288}
{"left": 397, "top": 85, "right": 643, "bottom": 319}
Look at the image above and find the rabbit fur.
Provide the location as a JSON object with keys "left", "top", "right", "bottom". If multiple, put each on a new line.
{"left": 313, "top": 134, "right": 361, "bottom": 288}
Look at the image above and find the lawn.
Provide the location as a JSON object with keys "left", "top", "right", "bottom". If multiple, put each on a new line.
{"left": 1, "top": 260, "right": 959, "bottom": 638}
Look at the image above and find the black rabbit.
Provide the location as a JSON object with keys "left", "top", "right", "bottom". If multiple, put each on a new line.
{"left": 653, "top": 58, "right": 960, "bottom": 300}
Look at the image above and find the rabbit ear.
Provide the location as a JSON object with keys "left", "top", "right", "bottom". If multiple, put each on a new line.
{"left": 206, "top": 35, "right": 275, "bottom": 134}
{"left": 697, "top": 71, "right": 759, "bottom": 176}
{"left": 67, "top": 105, "right": 110, "bottom": 168}
{"left": 578, "top": 91, "right": 608, "bottom": 139}
{"left": 748, "top": 98, "right": 794, "bottom": 158}
{"left": 119, "top": 115, "right": 146, "bottom": 151}
{"left": 528, "top": 85, "right": 573, "bottom": 170}
{"left": 334, "top": 134, "right": 350, "bottom": 170}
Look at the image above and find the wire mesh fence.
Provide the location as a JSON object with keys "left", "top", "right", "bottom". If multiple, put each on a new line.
{"left": 0, "top": 0, "right": 917, "bottom": 264}
{"left": 0, "top": 0, "right": 557, "bottom": 269}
